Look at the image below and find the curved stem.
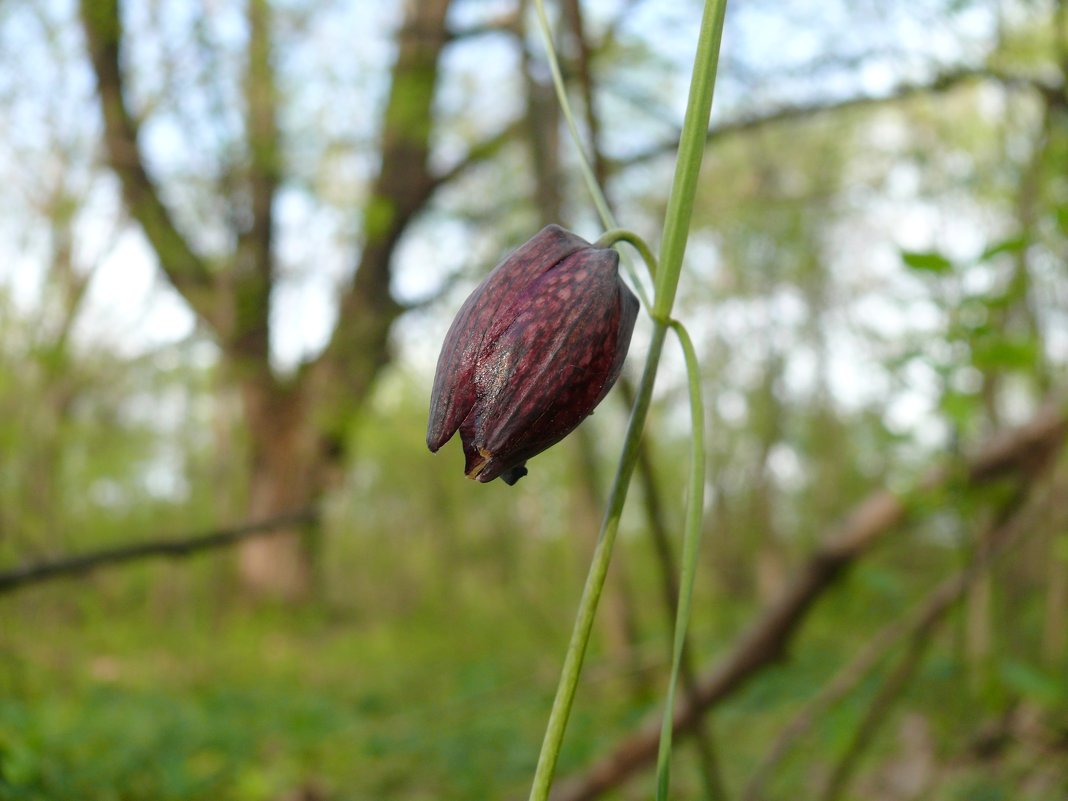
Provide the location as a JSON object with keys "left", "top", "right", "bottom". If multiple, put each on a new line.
{"left": 531, "top": 0, "right": 614, "bottom": 231}
{"left": 528, "top": 323, "right": 669, "bottom": 801}
{"left": 594, "top": 228, "right": 659, "bottom": 282}
{"left": 655, "top": 320, "right": 708, "bottom": 800}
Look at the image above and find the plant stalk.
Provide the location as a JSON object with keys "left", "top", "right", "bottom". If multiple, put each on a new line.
{"left": 527, "top": 0, "right": 728, "bottom": 797}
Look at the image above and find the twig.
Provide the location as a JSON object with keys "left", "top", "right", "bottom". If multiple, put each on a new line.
{"left": 614, "top": 68, "right": 1063, "bottom": 170}
{"left": 817, "top": 621, "right": 937, "bottom": 801}
{"left": 0, "top": 508, "right": 319, "bottom": 596}
{"left": 425, "top": 118, "right": 526, "bottom": 197}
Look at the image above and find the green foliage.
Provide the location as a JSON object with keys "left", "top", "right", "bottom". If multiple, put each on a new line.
{"left": 902, "top": 250, "right": 955, "bottom": 274}
{"left": 0, "top": 687, "right": 339, "bottom": 801}
{"left": 0, "top": 558, "right": 646, "bottom": 801}
{"left": 998, "top": 660, "right": 1066, "bottom": 706}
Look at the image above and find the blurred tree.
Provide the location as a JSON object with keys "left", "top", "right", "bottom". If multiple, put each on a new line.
{"left": 0, "top": 22, "right": 203, "bottom": 571}
{"left": 77, "top": 0, "right": 459, "bottom": 598}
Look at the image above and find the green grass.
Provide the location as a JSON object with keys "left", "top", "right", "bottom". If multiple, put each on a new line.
{"left": 1, "top": 529, "right": 1064, "bottom": 801}
{"left": 0, "top": 563, "right": 646, "bottom": 801}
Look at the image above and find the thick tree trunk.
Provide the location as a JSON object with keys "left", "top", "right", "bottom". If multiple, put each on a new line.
{"left": 237, "top": 379, "right": 320, "bottom": 600}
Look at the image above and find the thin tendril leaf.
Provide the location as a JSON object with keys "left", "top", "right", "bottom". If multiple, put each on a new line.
{"left": 655, "top": 320, "right": 707, "bottom": 801}
{"left": 530, "top": 0, "right": 652, "bottom": 309}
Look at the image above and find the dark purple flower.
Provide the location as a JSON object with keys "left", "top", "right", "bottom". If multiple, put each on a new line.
{"left": 427, "top": 225, "right": 639, "bottom": 484}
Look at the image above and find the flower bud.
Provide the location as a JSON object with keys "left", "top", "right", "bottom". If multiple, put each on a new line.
{"left": 427, "top": 225, "right": 639, "bottom": 484}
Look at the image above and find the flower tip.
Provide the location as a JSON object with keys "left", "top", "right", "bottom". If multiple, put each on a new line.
{"left": 462, "top": 446, "right": 527, "bottom": 485}
{"left": 499, "top": 464, "right": 528, "bottom": 485}
{"left": 426, "top": 425, "right": 451, "bottom": 453}
{"left": 464, "top": 447, "right": 493, "bottom": 480}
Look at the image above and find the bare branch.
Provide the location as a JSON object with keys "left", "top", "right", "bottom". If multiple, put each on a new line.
{"left": 817, "top": 621, "right": 936, "bottom": 801}
{"left": 821, "top": 463, "right": 1064, "bottom": 800}
{"left": 229, "top": 0, "right": 280, "bottom": 369}
{"left": 814, "top": 483, "right": 1043, "bottom": 801}
{"left": 77, "top": 0, "right": 218, "bottom": 326}
{"left": 448, "top": 11, "right": 519, "bottom": 42}
{"left": 311, "top": 0, "right": 453, "bottom": 442}
{"left": 0, "top": 508, "right": 319, "bottom": 596}
{"left": 547, "top": 395, "right": 1068, "bottom": 801}
{"left": 745, "top": 471, "right": 1057, "bottom": 801}
{"left": 613, "top": 68, "right": 1063, "bottom": 170}
{"left": 426, "top": 117, "right": 526, "bottom": 197}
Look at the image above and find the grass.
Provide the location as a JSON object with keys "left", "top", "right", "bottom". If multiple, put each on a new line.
{"left": 1, "top": 522, "right": 1064, "bottom": 801}
{"left": 0, "top": 560, "right": 649, "bottom": 801}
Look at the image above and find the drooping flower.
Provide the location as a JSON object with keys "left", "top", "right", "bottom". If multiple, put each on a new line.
{"left": 427, "top": 225, "right": 639, "bottom": 484}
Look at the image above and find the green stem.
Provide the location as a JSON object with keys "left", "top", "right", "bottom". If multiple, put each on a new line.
{"left": 527, "top": 0, "right": 728, "bottom": 797}
{"left": 531, "top": 0, "right": 614, "bottom": 231}
{"left": 655, "top": 320, "right": 708, "bottom": 800}
{"left": 653, "top": 0, "right": 729, "bottom": 321}
{"left": 594, "top": 228, "right": 659, "bottom": 280}
{"left": 529, "top": 322, "right": 669, "bottom": 801}
{"left": 531, "top": 0, "right": 652, "bottom": 309}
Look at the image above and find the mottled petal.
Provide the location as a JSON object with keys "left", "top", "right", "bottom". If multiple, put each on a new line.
{"left": 601, "top": 280, "right": 640, "bottom": 405}
{"left": 427, "top": 224, "right": 639, "bottom": 484}
{"left": 462, "top": 247, "right": 637, "bottom": 483}
{"left": 426, "top": 225, "right": 588, "bottom": 452}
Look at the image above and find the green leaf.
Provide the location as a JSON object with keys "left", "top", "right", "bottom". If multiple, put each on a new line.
{"left": 1056, "top": 205, "right": 1068, "bottom": 236}
{"left": 978, "top": 235, "right": 1028, "bottom": 262}
{"left": 999, "top": 660, "right": 1065, "bottom": 705}
{"left": 940, "top": 390, "right": 980, "bottom": 428}
{"left": 1054, "top": 532, "right": 1068, "bottom": 562}
{"left": 901, "top": 250, "right": 953, "bottom": 273}
{"left": 971, "top": 337, "right": 1036, "bottom": 370}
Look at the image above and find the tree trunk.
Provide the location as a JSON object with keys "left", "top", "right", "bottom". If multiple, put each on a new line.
{"left": 237, "top": 378, "right": 319, "bottom": 600}
{"left": 79, "top": 0, "right": 455, "bottom": 599}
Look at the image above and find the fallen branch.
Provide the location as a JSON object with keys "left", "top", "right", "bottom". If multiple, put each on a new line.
{"left": 740, "top": 475, "right": 1053, "bottom": 801}
{"left": 813, "top": 473, "right": 1052, "bottom": 801}
{"left": 548, "top": 396, "right": 1067, "bottom": 801}
{"left": 0, "top": 507, "right": 319, "bottom": 596}
{"left": 818, "top": 617, "right": 937, "bottom": 801}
